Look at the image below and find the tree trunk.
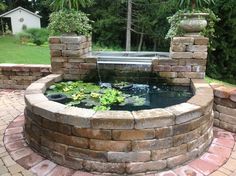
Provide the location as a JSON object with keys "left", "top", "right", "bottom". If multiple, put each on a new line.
{"left": 126, "top": 0, "right": 132, "bottom": 51}
{"left": 153, "top": 39, "right": 157, "bottom": 51}
{"left": 138, "top": 30, "right": 144, "bottom": 51}
{"left": 1, "top": 18, "right": 4, "bottom": 36}
{"left": 192, "top": 0, "right": 196, "bottom": 9}
{"left": 32, "top": 0, "right": 36, "bottom": 7}
{"left": 68, "top": 0, "right": 72, "bottom": 9}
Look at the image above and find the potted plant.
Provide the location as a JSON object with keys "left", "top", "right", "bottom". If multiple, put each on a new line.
{"left": 179, "top": 0, "right": 215, "bottom": 34}
{"left": 48, "top": 9, "right": 92, "bottom": 36}
{"left": 166, "top": 0, "right": 219, "bottom": 38}
{"left": 48, "top": 0, "right": 93, "bottom": 36}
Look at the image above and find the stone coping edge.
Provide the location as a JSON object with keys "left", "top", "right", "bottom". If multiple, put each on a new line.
{"left": 24, "top": 74, "right": 214, "bottom": 129}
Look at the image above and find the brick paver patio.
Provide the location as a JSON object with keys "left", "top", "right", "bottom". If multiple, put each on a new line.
{"left": 0, "top": 89, "right": 236, "bottom": 176}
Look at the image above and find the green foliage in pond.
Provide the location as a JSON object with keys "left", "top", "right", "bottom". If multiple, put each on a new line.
{"left": 46, "top": 81, "right": 145, "bottom": 111}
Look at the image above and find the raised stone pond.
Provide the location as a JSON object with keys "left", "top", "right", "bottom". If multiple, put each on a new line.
{"left": 24, "top": 75, "right": 213, "bottom": 174}
{"left": 23, "top": 35, "right": 214, "bottom": 174}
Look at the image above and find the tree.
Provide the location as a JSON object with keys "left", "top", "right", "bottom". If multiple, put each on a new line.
{"left": 126, "top": 0, "right": 132, "bottom": 51}
{"left": 0, "top": 1, "right": 7, "bottom": 34}
{"left": 3, "top": 0, "right": 32, "bottom": 10}
{"left": 49, "top": 0, "right": 94, "bottom": 10}
{"left": 0, "top": 1, "right": 6, "bottom": 11}
{"left": 129, "top": 0, "right": 177, "bottom": 51}
{"left": 85, "top": 0, "right": 127, "bottom": 47}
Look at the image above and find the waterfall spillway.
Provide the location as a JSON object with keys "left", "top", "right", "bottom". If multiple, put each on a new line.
{"left": 94, "top": 51, "right": 169, "bottom": 84}
{"left": 95, "top": 51, "right": 169, "bottom": 65}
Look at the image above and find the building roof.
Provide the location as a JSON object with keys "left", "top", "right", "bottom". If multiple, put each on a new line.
{"left": 0, "top": 6, "right": 42, "bottom": 18}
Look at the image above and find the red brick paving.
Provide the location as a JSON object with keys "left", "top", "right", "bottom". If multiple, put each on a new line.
{"left": 4, "top": 133, "right": 24, "bottom": 144}
{"left": 189, "top": 159, "right": 219, "bottom": 175}
{"left": 212, "top": 138, "right": 235, "bottom": 149}
{"left": 17, "top": 152, "right": 44, "bottom": 169}
{"left": 200, "top": 152, "right": 228, "bottom": 166}
{"left": 10, "top": 147, "right": 34, "bottom": 161}
{"left": 208, "top": 144, "right": 232, "bottom": 159}
{"left": 1, "top": 89, "right": 236, "bottom": 176}
{"left": 5, "top": 139, "right": 27, "bottom": 152}
{"left": 214, "top": 131, "right": 235, "bottom": 141}
{"left": 47, "top": 166, "right": 75, "bottom": 176}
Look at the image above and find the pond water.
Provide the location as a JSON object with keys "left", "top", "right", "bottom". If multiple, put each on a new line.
{"left": 45, "top": 81, "right": 193, "bottom": 111}
{"left": 109, "top": 84, "right": 193, "bottom": 111}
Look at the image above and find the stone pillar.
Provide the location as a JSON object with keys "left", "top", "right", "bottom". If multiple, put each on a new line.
{"left": 170, "top": 36, "right": 209, "bottom": 80}
{"left": 49, "top": 36, "right": 96, "bottom": 80}
{"left": 152, "top": 36, "right": 209, "bottom": 85}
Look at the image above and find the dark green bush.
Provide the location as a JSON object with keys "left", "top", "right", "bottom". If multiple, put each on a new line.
{"left": 206, "top": 0, "right": 236, "bottom": 84}
{"left": 24, "top": 28, "right": 49, "bottom": 46}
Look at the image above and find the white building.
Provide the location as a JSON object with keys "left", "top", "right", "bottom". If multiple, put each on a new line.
{"left": 0, "top": 6, "right": 41, "bottom": 34}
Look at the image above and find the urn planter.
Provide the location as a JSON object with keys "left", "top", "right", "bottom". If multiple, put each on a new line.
{"left": 179, "top": 13, "right": 208, "bottom": 34}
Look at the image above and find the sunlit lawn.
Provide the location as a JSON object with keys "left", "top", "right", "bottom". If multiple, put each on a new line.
{"left": 0, "top": 36, "right": 50, "bottom": 64}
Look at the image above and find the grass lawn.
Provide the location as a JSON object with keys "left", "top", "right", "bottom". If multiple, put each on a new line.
{"left": 205, "top": 76, "right": 236, "bottom": 87}
{"left": 0, "top": 36, "right": 121, "bottom": 65}
{"left": 0, "top": 36, "right": 50, "bottom": 64}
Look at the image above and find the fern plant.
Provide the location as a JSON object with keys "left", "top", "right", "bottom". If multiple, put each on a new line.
{"left": 178, "top": 0, "right": 215, "bottom": 10}
{"left": 49, "top": 0, "right": 94, "bottom": 11}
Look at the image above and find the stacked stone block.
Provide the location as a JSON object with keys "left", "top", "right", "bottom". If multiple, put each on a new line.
{"left": 212, "top": 84, "right": 236, "bottom": 132}
{"left": 152, "top": 36, "right": 208, "bottom": 85}
{"left": 49, "top": 36, "right": 95, "bottom": 80}
{"left": 0, "top": 64, "right": 50, "bottom": 89}
{"left": 24, "top": 75, "right": 214, "bottom": 175}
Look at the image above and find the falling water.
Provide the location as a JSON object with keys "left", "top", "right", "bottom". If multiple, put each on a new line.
{"left": 94, "top": 51, "right": 169, "bottom": 86}
{"left": 96, "top": 57, "right": 102, "bottom": 85}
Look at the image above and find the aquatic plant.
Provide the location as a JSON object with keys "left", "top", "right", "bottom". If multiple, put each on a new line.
{"left": 47, "top": 81, "right": 127, "bottom": 111}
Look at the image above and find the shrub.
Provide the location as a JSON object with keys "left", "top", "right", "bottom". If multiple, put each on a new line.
{"left": 16, "top": 31, "right": 32, "bottom": 44}
{"left": 24, "top": 28, "right": 49, "bottom": 46}
{"left": 48, "top": 9, "right": 92, "bottom": 36}
{"left": 206, "top": 0, "right": 236, "bottom": 84}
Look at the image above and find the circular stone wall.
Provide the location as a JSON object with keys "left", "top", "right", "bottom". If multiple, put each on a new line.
{"left": 24, "top": 74, "right": 214, "bottom": 175}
